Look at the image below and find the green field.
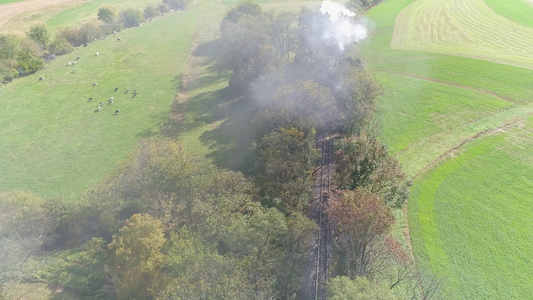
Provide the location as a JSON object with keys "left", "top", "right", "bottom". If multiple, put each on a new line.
{"left": 363, "top": 0, "right": 533, "bottom": 298}
{"left": 0, "top": 7, "right": 200, "bottom": 201}
{"left": 485, "top": 0, "right": 533, "bottom": 28}
{"left": 391, "top": 0, "right": 533, "bottom": 69}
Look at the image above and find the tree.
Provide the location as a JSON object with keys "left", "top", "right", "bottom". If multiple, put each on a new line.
{"left": 327, "top": 189, "right": 394, "bottom": 278}
{"left": 97, "top": 5, "right": 118, "bottom": 23}
{"left": 159, "top": 229, "right": 254, "bottom": 300}
{"left": 224, "top": 1, "right": 262, "bottom": 24}
{"left": 334, "top": 68, "right": 381, "bottom": 134}
{"left": 255, "top": 127, "right": 319, "bottom": 213}
{"left": 121, "top": 9, "right": 144, "bottom": 28}
{"left": 334, "top": 134, "right": 411, "bottom": 208}
{"left": 0, "top": 34, "right": 20, "bottom": 60}
{"left": 144, "top": 6, "right": 159, "bottom": 19}
{"left": 0, "top": 192, "right": 57, "bottom": 292}
{"left": 262, "top": 80, "right": 340, "bottom": 131}
{"left": 108, "top": 214, "right": 165, "bottom": 300}
{"left": 27, "top": 24, "right": 51, "bottom": 49}
{"left": 328, "top": 276, "right": 399, "bottom": 300}
{"left": 218, "top": 14, "right": 276, "bottom": 93}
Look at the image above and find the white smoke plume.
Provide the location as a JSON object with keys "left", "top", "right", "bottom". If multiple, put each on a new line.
{"left": 319, "top": 0, "right": 367, "bottom": 51}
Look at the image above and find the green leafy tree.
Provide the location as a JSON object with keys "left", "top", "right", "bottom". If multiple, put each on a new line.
{"left": 224, "top": 1, "right": 262, "bottom": 24}
{"left": 159, "top": 229, "right": 253, "bottom": 299}
{"left": 255, "top": 127, "right": 319, "bottom": 213}
{"left": 218, "top": 14, "right": 276, "bottom": 93}
{"left": 328, "top": 276, "right": 399, "bottom": 300}
{"left": 121, "top": 9, "right": 144, "bottom": 28}
{"left": 97, "top": 5, "right": 118, "bottom": 23}
{"left": 334, "top": 68, "right": 381, "bottom": 134}
{"left": 108, "top": 214, "right": 165, "bottom": 300}
{"left": 0, "top": 34, "right": 20, "bottom": 60}
{"left": 334, "top": 134, "right": 411, "bottom": 208}
{"left": 27, "top": 24, "right": 51, "bottom": 49}
{"left": 327, "top": 189, "right": 394, "bottom": 278}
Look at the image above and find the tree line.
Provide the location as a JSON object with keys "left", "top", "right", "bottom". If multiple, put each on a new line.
{"left": 0, "top": 1, "right": 446, "bottom": 299}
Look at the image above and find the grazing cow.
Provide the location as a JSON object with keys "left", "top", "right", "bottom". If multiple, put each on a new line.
{"left": 116, "top": 38, "right": 121, "bottom": 42}
{"left": 109, "top": 97, "right": 114, "bottom": 101}
{"left": 71, "top": 62, "right": 76, "bottom": 66}
{"left": 88, "top": 97, "right": 93, "bottom": 102}
{"left": 93, "top": 82, "right": 98, "bottom": 86}
{"left": 113, "top": 30, "right": 117, "bottom": 36}
{"left": 67, "top": 62, "right": 72, "bottom": 66}
{"left": 39, "top": 77, "right": 44, "bottom": 81}
{"left": 95, "top": 52, "right": 99, "bottom": 56}
{"left": 76, "top": 56, "right": 81, "bottom": 60}
{"left": 71, "top": 69, "right": 77, "bottom": 73}
{"left": 84, "top": 43, "right": 88, "bottom": 47}
{"left": 124, "top": 89, "right": 129, "bottom": 93}
{"left": 114, "top": 87, "right": 119, "bottom": 92}
{"left": 114, "top": 110, "right": 120, "bottom": 115}
{"left": 99, "top": 102, "right": 104, "bottom": 106}
{"left": 96, "top": 105, "right": 101, "bottom": 112}
{"left": 108, "top": 98, "right": 114, "bottom": 105}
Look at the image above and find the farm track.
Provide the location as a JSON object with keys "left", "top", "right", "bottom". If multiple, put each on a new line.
{"left": 0, "top": 0, "right": 81, "bottom": 30}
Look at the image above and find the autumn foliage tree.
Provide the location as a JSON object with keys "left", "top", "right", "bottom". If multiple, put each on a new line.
{"left": 334, "top": 134, "right": 411, "bottom": 208}
{"left": 108, "top": 214, "right": 165, "bottom": 300}
{"left": 327, "top": 189, "right": 394, "bottom": 278}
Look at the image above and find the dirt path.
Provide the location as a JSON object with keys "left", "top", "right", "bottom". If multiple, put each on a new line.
{"left": 0, "top": 0, "right": 79, "bottom": 30}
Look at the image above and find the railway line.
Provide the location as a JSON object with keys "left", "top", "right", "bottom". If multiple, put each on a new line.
{"left": 314, "top": 132, "right": 333, "bottom": 300}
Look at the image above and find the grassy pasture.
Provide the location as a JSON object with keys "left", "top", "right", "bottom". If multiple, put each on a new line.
{"left": 0, "top": 8, "right": 200, "bottom": 201}
{"left": 409, "top": 129, "right": 533, "bottom": 299}
{"left": 485, "top": 0, "right": 533, "bottom": 29}
{"left": 391, "top": 0, "right": 533, "bottom": 69}
{"left": 363, "top": 0, "right": 533, "bottom": 298}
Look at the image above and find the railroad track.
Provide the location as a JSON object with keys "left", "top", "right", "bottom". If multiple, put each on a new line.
{"left": 315, "top": 132, "right": 332, "bottom": 300}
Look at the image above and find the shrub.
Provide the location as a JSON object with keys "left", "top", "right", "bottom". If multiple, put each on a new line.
{"left": 97, "top": 5, "right": 118, "bottom": 23}
{"left": 78, "top": 21, "right": 103, "bottom": 44}
{"left": 163, "top": 0, "right": 188, "bottom": 10}
{"left": 159, "top": 3, "right": 170, "bottom": 13}
{"left": 144, "top": 5, "right": 159, "bottom": 19}
{"left": 121, "top": 8, "right": 144, "bottom": 28}
{"left": 57, "top": 26, "right": 82, "bottom": 47}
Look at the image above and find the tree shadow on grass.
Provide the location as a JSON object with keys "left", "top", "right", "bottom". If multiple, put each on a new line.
{"left": 198, "top": 94, "right": 258, "bottom": 174}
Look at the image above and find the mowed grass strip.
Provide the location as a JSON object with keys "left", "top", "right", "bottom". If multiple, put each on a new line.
{"left": 485, "top": 0, "right": 533, "bottom": 29}
{"left": 409, "top": 128, "right": 533, "bottom": 299}
{"left": 0, "top": 8, "right": 200, "bottom": 201}
{"left": 392, "top": 0, "right": 533, "bottom": 69}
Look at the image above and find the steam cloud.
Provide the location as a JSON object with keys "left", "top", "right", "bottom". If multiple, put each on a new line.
{"left": 319, "top": 0, "right": 367, "bottom": 51}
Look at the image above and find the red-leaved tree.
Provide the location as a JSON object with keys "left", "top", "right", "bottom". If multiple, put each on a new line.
{"left": 327, "top": 189, "right": 394, "bottom": 278}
